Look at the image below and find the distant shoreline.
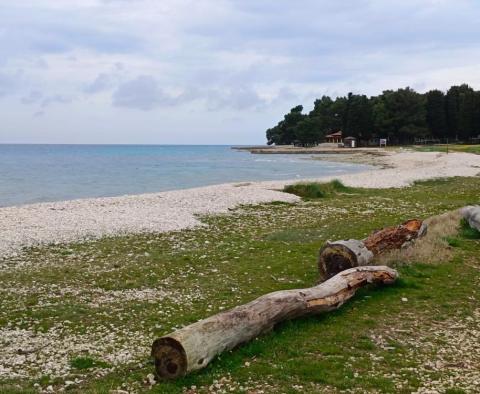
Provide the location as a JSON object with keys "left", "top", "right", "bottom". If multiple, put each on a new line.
{"left": 231, "top": 144, "right": 388, "bottom": 155}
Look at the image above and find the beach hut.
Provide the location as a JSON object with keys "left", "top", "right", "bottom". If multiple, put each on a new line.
{"left": 343, "top": 136, "right": 357, "bottom": 148}
{"left": 325, "top": 131, "right": 342, "bottom": 143}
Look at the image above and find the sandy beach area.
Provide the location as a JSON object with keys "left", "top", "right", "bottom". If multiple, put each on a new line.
{"left": 1, "top": 150, "right": 480, "bottom": 260}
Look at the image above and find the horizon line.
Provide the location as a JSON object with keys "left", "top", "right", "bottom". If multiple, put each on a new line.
{"left": 0, "top": 143, "right": 267, "bottom": 146}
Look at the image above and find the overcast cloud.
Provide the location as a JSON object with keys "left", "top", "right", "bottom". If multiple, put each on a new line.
{"left": 1, "top": 0, "right": 480, "bottom": 144}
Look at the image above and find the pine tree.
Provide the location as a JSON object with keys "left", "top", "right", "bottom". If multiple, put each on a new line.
{"left": 446, "top": 84, "right": 474, "bottom": 140}
{"left": 266, "top": 84, "right": 479, "bottom": 146}
{"left": 344, "top": 93, "right": 374, "bottom": 140}
{"left": 425, "top": 90, "right": 448, "bottom": 139}
{"left": 372, "top": 88, "right": 427, "bottom": 144}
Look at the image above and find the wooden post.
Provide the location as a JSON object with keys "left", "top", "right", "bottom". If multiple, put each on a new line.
{"left": 318, "top": 219, "right": 426, "bottom": 279}
{"left": 151, "top": 266, "right": 398, "bottom": 379}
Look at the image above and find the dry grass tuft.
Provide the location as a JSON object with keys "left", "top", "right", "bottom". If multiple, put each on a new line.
{"left": 375, "top": 209, "right": 462, "bottom": 266}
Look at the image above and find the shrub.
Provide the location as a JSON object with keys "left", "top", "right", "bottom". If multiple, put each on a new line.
{"left": 283, "top": 180, "right": 355, "bottom": 199}
{"left": 283, "top": 183, "right": 325, "bottom": 199}
{"left": 330, "top": 179, "right": 353, "bottom": 193}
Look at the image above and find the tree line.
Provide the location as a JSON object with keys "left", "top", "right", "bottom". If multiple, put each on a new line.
{"left": 266, "top": 84, "right": 480, "bottom": 146}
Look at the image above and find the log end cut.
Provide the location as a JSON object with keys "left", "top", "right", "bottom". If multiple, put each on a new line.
{"left": 318, "top": 239, "right": 373, "bottom": 280}
{"left": 151, "top": 337, "right": 188, "bottom": 379}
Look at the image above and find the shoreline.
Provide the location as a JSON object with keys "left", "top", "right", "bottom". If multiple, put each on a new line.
{"left": 232, "top": 144, "right": 388, "bottom": 154}
{"left": 1, "top": 150, "right": 480, "bottom": 260}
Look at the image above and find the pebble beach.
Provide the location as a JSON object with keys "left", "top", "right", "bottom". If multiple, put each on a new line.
{"left": 1, "top": 150, "right": 480, "bottom": 260}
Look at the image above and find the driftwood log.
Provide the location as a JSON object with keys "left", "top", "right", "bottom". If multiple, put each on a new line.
{"left": 461, "top": 205, "right": 480, "bottom": 231}
{"left": 319, "top": 219, "right": 426, "bottom": 279}
{"left": 151, "top": 266, "right": 397, "bottom": 379}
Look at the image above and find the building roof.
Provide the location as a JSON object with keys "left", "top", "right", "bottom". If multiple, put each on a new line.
{"left": 343, "top": 136, "right": 356, "bottom": 140}
{"left": 325, "top": 131, "right": 342, "bottom": 138}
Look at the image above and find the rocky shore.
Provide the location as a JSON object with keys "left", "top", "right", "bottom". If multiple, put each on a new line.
{"left": 1, "top": 151, "right": 480, "bottom": 260}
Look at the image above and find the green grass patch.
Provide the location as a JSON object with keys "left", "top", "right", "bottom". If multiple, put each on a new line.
{"left": 413, "top": 144, "right": 480, "bottom": 155}
{"left": 283, "top": 179, "right": 357, "bottom": 199}
{"left": 2, "top": 176, "right": 480, "bottom": 393}
{"left": 70, "top": 356, "right": 110, "bottom": 370}
{"left": 444, "top": 236, "right": 461, "bottom": 247}
{"left": 283, "top": 182, "right": 326, "bottom": 199}
{"left": 445, "top": 389, "right": 467, "bottom": 394}
{"left": 459, "top": 218, "right": 480, "bottom": 239}
{"left": 264, "top": 228, "right": 324, "bottom": 243}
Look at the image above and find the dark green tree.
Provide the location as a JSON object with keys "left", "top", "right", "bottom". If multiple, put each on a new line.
{"left": 294, "top": 117, "right": 323, "bottom": 146}
{"left": 266, "top": 83, "right": 479, "bottom": 146}
{"left": 446, "top": 84, "right": 474, "bottom": 140}
{"left": 474, "top": 92, "right": 480, "bottom": 138}
{"left": 266, "top": 124, "right": 283, "bottom": 145}
{"left": 344, "top": 93, "right": 374, "bottom": 140}
{"left": 458, "top": 87, "right": 477, "bottom": 140}
{"left": 372, "top": 88, "right": 427, "bottom": 143}
{"left": 282, "top": 105, "right": 305, "bottom": 144}
{"left": 425, "top": 90, "right": 448, "bottom": 139}
{"left": 309, "top": 96, "right": 345, "bottom": 135}
{"left": 266, "top": 105, "right": 305, "bottom": 145}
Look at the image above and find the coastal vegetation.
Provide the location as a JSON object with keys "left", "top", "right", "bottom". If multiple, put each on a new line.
{"left": 1, "top": 177, "right": 480, "bottom": 393}
{"left": 266, "top": 84, "right": 480, "bottom": 146}
{"left": 283, "top": 179, "right": 354, "bottom": 199}
{"left": 413, "top": 143, "right": 480, "bottom": 155}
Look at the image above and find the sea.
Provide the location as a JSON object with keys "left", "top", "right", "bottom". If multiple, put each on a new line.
{"left": 0, "top": 145, "right": 371, "bottom": 207}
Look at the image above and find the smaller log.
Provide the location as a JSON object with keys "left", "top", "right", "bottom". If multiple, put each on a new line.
{"left": 319, "top": 219, "right": 426, "bottom": 279}
{"left": 318, "top": 239, "right": 373, "bottom": 279}
{"left": 461, "top": 205, "right": 480, "bottom": 232}
{"left": 151, "top": 266, "right": 397, "bottom": 380}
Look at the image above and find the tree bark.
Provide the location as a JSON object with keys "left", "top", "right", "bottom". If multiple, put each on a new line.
{"left": 151, "top": 266, "right": 398, "bottom": 379}
{"left": 363, "top": 219, "right": 425, "bottom": 254}
{"left": 461, "top": 206, "right": 480, "bottom": 231}
{"left": 318, "top": 219, "right": 426, "bottom": 279}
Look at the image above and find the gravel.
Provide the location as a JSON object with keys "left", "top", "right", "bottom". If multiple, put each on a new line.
{"left": 1, "top": 151, "right": 479, "bottom": 259}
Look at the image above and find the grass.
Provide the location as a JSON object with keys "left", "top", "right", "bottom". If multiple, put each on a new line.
{"left": 1, "top": 177, "right": 480, "bottom": 393}
{"left": 412, "top": 144, "right": 480, "bottom": 155}
{"left": 444, "top": 236, "right": 460, "bottom": 247}
{"left": 375, "top": 209, "right": 462, "bottom": 266}
{"left": 70, "top": 357, "right": 110, "bottom": 370}
{"left": 459, "top": 217, "right": 480, "bottom": 239}
{"left": 283, "top": 179, "right": 356, "bottom": 199}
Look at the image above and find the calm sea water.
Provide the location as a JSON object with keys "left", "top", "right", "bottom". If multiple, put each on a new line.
{"left": 0, "top": 145, "right": 371, "bottom": 207}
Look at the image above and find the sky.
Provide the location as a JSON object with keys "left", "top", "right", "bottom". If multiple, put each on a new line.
{"left": 1, "top": 0, "right": 480, "bottom": 144}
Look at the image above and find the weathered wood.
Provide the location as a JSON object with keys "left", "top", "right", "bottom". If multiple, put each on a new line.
{"left": 151, "top": 266, "right": 397, "bottom": 379}
{"left": 319, "top": 219, "right": 426, "bottom": 279}
{"left": 318, "top": 239, "right": 374, "bottom": 279}
{"left": 363, "top": 219, "right": 425, "bottom": 254}
{"left": 461, "top": 205, "right": 480, "bottom": 231}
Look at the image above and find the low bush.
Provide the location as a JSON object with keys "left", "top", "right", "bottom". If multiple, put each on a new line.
{"left": 283, "top": 180, "right": 356, "bottom": 199}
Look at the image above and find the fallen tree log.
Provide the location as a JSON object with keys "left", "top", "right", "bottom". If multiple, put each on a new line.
{"left": 317, "top": 239, "right": 374, "bottom": 279}
{"left": 363, "top": 219, "right": 426, "bottom": 254}
{"left": 319, "top": 219, "right": 426, "bottom": 279}
{"left": 461, "top": 205, "right": 480, "bottom": 232}
{"left": 151, "top": 266, "right": 397, "bottom": 379}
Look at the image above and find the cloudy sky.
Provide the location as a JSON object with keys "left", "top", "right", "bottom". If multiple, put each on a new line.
{"left": 1, "top": 0, "right": 480, "bottom": 144}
